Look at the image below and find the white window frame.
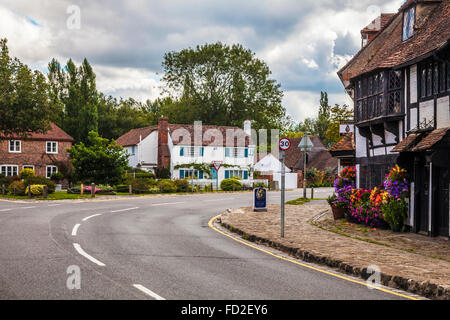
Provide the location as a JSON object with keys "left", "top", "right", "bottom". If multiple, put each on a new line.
{"left": 1, "top": 165, "right": 19, "bottom": 177}
{"left": 22, "top": 165, "right": 35, "bottom": 171}
{"left": 46, "top": 165, "right": 58, "bottom": 179}
{"left": 9, "top": 140, "right": 21, "bottom": 153}
{"left": 46, "top": 141, "right": 58, "bottom": 154}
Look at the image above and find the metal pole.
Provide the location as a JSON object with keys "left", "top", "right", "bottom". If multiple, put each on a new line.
{"left": 303, "top": 147, "right": 307, "bottom": 199}
{"left": 281, "top": 150, "right": 286, "bottom": 238}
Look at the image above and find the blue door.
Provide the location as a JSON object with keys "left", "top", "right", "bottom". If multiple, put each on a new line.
{"left": 210, "top": 168, "right": 218, "bottom": 180}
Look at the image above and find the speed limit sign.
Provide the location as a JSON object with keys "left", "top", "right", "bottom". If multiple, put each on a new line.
{"left": 279, "top": 137, "right": 291, "bottom": 151}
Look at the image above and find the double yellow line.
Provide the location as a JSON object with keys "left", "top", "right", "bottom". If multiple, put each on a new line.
{"left": 208, "top": 214, "right": 421, "bottom": 300}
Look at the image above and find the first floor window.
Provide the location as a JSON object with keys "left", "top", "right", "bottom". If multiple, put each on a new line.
{"left": 1, "top": 165, "right": 19, "bottom": 177}
{"left": 46, "top": 141, "right": 58, "bottom": 154}
{"left": 46, "top": 166, "right": 58, "bottom": 179}
{"left": 23, "top": 165, "right": 35, "bottom": 171}
{"left": 9, "top": 140, "right": 21, "bottom": 153}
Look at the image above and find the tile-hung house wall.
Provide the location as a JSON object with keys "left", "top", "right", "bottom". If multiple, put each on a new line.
{"left": 0, "top": 122, "right": 74, "bottom": 179}
{"left": 338, "top": 0, "right": 450, "bottom": 237}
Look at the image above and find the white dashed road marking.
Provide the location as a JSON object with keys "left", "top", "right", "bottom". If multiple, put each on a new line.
{"left": 82, "top": 213, "right": 102, "bottom": 221}
{"left": 73, "top": 243, "right": 105, "bottom": 266}
{"left": 71, "top": 224, "right": 81, "bottom": 236}
{"left": 133, "top": 284, "right": 165, "bottom": 300}
{"left": 110, "top": 207, "right": 139, "bottom": 213}
{"left": 151, "top": 202, "right": 185, "bottom": 206}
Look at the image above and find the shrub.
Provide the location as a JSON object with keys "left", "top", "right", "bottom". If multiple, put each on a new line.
{"left": 8, "top": 181, "right": 26, "bottom": 195}
{"left": 0, "top": 175, "right": 15, "bottom": 189}
{"left": 115, "top": 184, "right": 130, "bottom": 193}
{"left": 221, "top": 178, "right": 242, "bottom": 191}
{"left": 50, "top": 172, "right": 64, "bottom": 182}
{"left": 174, "top": 179, "right": 189, "bottom": 192}
{"left": 25, "top": 184, "right": 46, "bottom": 196}
{"left": 155, "top": 167, "right": 171, "bottom": 179}
{"left": 130, "top": 178, "right": 153, "bottom": 194}
{"left": 24, "top": 177, "right": 56, "bottom": 194}
{"left": 158, "top": 180, "right": 177, "bottom": 193}
{"left": 381, "top": 198, "right": 408, "bottom": 231}
{"left": 20, "top": 168, "right": 35, "bottom": 180}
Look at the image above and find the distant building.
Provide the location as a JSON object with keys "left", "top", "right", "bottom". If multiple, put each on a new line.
{"left": 338, "top": 0, "right": 450, "bottom": 237}
{"left": 0, "top": 122, "right": 74, "bottom": 179}
{"left": 253, "top": 153, "right": 298, "bottom": 189}
{"left": 117, "top": 118, "right": 256, "bottom": 187}
{"left": 329, "top": 133, "right": 355, "bottom": 173}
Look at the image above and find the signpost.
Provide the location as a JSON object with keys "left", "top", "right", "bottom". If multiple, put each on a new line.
{"left": 279, "top": 137, "right": 291, "bottom": 238}
{"left": 212, "top": 161, "right": 222, "bottom": 191}
{"left": 253, "top": 187, "right": 267, "bottom": 212}
{"left": 298, "top": 134, "right": 314, "bottom": 199}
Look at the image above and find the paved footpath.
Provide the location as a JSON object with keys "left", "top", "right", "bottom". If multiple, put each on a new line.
{"left": 219, "top": 201, "right": 450, "bottom": 300}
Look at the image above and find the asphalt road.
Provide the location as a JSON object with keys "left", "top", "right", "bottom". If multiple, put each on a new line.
{"left": 0, "top": 190, "right": 419, "bottom": 300}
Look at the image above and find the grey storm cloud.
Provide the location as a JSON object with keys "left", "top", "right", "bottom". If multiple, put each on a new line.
{"left": 0, "top": 0, "right": 403, "bottom": 120}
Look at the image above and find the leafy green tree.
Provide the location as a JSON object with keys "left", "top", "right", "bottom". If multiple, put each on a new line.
{"left": 325, "top": 104, "right": 354, "bottom": 146}
{"left": 68, "top": 131, "right": 129, "bottom": 185}
{"left": 47, "top": 58, "right": 98, "bottom": 143}
{"left": 0, "top": 38, "right": 51, "bottom": 136}
{"left": 314, "top": 91, "right": 332, "bottom": 146}
{"left": 162, "top": 42, "right": 287, "bottom": 131}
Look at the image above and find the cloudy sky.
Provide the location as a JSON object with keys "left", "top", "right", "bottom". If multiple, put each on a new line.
{"left": 0, "top": 0, "right": 404, "bottom": 123}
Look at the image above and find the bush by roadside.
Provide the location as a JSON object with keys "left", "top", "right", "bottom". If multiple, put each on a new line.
{"left": 221, "top": 178, "right": 242, "bottom": 191}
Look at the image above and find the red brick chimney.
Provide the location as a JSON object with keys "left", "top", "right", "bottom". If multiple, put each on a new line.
{"left": 157, "top": 117, "right": 170, "bottom": 168}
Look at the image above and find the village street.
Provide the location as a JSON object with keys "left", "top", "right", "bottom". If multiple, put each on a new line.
{"left": 0, "top": 190, "right": 421, "bottom": 300}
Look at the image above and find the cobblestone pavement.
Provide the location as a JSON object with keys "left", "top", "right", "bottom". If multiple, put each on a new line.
{"left": 219, "top": 201, "right": 450, "bottom": 299}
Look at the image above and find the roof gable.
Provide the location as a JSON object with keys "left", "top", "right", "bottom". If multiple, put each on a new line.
{"left": 0, "top": 122, "right": 74, "bottom": 142}
{"left": 339, "top": 0, "right": 449, "bottom": 84}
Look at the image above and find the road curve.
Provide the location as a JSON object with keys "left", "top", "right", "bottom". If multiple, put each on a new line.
{"left": 0, "top": 191, "right": 419, "bottom": 300}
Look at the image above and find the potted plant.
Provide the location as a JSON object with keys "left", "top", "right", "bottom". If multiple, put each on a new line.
{"left": 327, "top": 194, "right": 347, "bottom": 220}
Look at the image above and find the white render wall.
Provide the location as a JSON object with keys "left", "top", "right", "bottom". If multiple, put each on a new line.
{"left": 410, "top": 64, "right": 418, "bottom": 104}
{"left": 419, "top": 99, "right": 435, "bottom": 125}
{"left": 437, "top": 96, "right": 450, "bottom": 128}
{"left": 355, "top": 127, "right": 367, "bottom": 158}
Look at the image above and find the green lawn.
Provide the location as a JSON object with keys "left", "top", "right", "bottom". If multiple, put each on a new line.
{"left": 285, "top": 197, "right": 327, "bottom": 205}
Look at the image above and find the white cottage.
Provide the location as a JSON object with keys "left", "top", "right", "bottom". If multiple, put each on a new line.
{"left": 117, "top": 118, "right": 256, "bottom": 187}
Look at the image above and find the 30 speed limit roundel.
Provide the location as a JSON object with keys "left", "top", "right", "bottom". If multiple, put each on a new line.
{"left": 279, "top": 137, "right": 291, "bottom": 151}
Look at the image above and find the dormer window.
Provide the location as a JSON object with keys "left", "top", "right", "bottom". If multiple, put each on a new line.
{"left": 402, "top": 6, "right": 415, "bottom": 41}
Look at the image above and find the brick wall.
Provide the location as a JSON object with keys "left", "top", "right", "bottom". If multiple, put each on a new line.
{"left": 0, "top": 139, "right": 72, "bottom": 177}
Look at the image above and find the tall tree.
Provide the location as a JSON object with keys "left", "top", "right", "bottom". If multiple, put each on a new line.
{"left": 314, "top": 91, "right": 332, "bottom": 146}
{"left": 325, "top": 104, "right": 354, "bottom": 146}
{"left": 47, "top": 58, "right": 98, "bottom": 143}
{"left": 162, "top": 42, "right": 287, "bottom": 131}
{"left": 0, "top": 38, "right": 51, "bottom": 136}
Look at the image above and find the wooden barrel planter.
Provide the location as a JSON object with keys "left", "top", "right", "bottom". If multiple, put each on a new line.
{"left": 331, "top": 204, "right": 346, "bottom": 220}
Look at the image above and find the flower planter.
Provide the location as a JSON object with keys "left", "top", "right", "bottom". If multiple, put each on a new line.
{"left": 331, "top": 205, "right": 346, "bottom": 220}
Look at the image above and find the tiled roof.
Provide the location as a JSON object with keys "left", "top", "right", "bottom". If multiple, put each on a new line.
{"left": 116, "top": 123, "right": 249, "bottom": 147}
{"left": 391, "top": 133, "right": 422, "bottom": 152}
{"left": 0, "top": 122, "right": 74, "bottom": 142}
{"left": 361, "top": 13, "right": 395, "bottom": 34}
{"left": 116, "top": 126, "right": 157, "bottom": 146}
{"left": 285, "top": 136, "right": 327, "bottom": 169}
{"left": 168, "top": 124, "right": 250, "bottom": 147}
{"left": 411, "top": 127, "right": 450, "bottom": 151}
{"left": 390, "top": 127, "right": 450, "bottom": 152}
{"left": 306, "top": 150, "right": 339, "bottom": 173}
{"left": 339, "top": 0, "right": 449, "bottom": 82}
{"left": 329, "top": 133, "right": 355, "bottom": 153}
